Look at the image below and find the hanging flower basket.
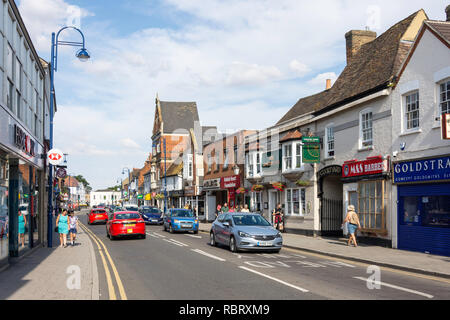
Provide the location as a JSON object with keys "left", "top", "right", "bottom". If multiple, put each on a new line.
{"left": 272, "top": 182, "right": 286, "bottom": 192}
{"left": 154, "top": 193, "right": 165, "bottom": 200}
{"left": 251, "top": 184, "right": 264, "bottom": 192}
{"left": 236, "top": 187, "right": 247, "bottom": 194}
{"left": 295, "top": 179, "right": 311, "bottom": 187}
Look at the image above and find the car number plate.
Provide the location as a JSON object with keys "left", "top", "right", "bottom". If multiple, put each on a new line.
{"left": 127, "top": 229, "right": 133, "bottom": 233}
{"left": 95, "top": 215, "right": 103, "bottom": 218}
{"left": 127, "top": 224, "right": 135, "bottom": 227}
{"left": 181, "top": 224, "right": 191, "bottom": 228}
{"left": 151, "top": 219, "right": 158, "bottom": 222}
{"left": 257, "top": 241, "right": 272, "bottom": 247}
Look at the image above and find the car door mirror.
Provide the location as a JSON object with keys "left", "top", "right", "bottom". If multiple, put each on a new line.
{"left": 223, "top": 221, "right": 230, "bottom": 227}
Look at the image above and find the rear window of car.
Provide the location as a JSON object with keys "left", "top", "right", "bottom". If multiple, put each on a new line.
{"left": 125, "top": 206, "right": 138, "bottom": 211}
{"left": 115, "top": 213, "right": 141, "bottom": 220}
{"left": 93, "top": 210, "right": 106, "bottom": 214}
{"left": 142, "top": 207, "right": 161, "bottom": 214}
{"left": 232, "top": 214, "right": 270, "bottom": 226}
{"left": 171, "top": 210, "right": 194, "bottom": 217}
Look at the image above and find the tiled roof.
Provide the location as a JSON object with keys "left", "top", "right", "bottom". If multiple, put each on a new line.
{"left": 276, "top": 10, "right": 425, "bottom": 125}
{"left": 165, "top": 161, "right": 183, "bottom": 177}
{"left": 425, "top": 20, "right": 450, "bottom": 44}
{"left": 160, "top": 101, "right": 199, "bottom": 133}
{"left": 280, "top": 130, "right": 302, "bottom": 143}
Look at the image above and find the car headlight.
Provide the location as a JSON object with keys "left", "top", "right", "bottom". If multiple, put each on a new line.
{"left": 276, "top": 232, "right": 282, "bottom": 238}
{"left": 238, "top": 231, "right": 252, "bottom": 238}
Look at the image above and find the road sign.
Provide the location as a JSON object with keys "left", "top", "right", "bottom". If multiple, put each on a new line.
{"left": 48, "top": 149, "right": 64, "bottom": 165}
{"left": 56, "top": 167, "right": 67, "bottom": 179}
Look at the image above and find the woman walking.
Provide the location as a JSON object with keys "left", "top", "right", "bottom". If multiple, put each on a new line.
{"left": 18, "top": 210, "right": 27, "bottom": 248}
{"left": 56, "top": 209, "right": 69, "bottom": 248}
{"left": 343, "top": 205, "right": 361, "bottom": 247}
{"left": 68, "top": 211, "right": 79, "bottom": 246}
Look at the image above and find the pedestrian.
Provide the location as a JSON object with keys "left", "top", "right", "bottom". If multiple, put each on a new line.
{"left": 241, "top": 204, "right": 250, "bottom": 212}
{"left": 273, "top": 203, "right": 284, "bottom": 232}
{"left": 68, "top": 210, "right": 79, "bottom": 246}
{"left": 343, "top": 205, "right": 361, "bottom": 247}
{"left": 56, "top": 209, "right": 69, "bottom": 248}
{"left": 18, "top": 210, "right": 27, "bottom": 248}
{"left": 221, "top": 203, "right": 229, "bottom": 213}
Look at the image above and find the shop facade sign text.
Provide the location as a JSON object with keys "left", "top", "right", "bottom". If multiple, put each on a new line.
{"left": 393, "top": 155, "right": 450, "bottom": 183}
{"left": 342, "top": 156, "right": 388, "bottom": 178}
{"left": 221, "top": 175, "right": 240, "bottom": 189}
{"left": 14, "top": 124, "right": 35, "bottom": 157}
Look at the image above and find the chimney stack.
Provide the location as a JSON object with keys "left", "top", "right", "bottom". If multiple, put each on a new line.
{"left": 345, "top": 30, "right": 377, "bottom": 64}
{"left": 326, "top": 79, "right": 331, "bottom": 90}
{"left": 446, "top": 5, "right": 450, "bottom": 22}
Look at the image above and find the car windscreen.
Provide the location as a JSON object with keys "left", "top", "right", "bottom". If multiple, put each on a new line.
{"left": 171, "top": 210, "right": 194, "bottom": 217}
{"left": 125, "top": 207, "right": 138, "bottom": 211}
{"left": 93, "top": 210, "right": 106, "bottom": 214}
{"left": 141, "top": 208, "right": 161, "bottom": 215}
{"left": 232, "top": 214, "right": 271, "bottom": 226}
{"left": 115, "top": 213, "right": 141, "bottom": 220}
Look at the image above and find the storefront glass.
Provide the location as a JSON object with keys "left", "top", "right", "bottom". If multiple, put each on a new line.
{"left": 400, "top": 195, "right": 450, "bottom": 228}
{"left": 357, "top": 180, "right": 386, "bottom": 230}
{"left": 0, "top": 158, "right": 8, "bottom": 263}
{"left": 18, "top": 163, "right": 30, "bottom": 251}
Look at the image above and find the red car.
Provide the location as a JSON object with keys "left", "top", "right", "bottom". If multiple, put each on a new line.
{"left": 106, "top": 211, "right": 146, "bottom": 240}
{"left": 88, "top": 209, "right": 108, "bottom": 225}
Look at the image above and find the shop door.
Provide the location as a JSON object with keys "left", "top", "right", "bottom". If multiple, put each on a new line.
{"left": 269, "top": 191, "right": 278, "bottom": 220}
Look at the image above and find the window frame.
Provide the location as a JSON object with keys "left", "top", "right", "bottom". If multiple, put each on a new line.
{"left": 438, "top": 78, "right": 450, "bottom": 116}
{"left": 359, "top": 108, "right": 373, "bottom": 149}
{"left": 403, "top": 91, "right": 420, "bottom": 132}
{"left": 285, "top": 188, "right": 305, "bottom": 216}
{"left": 282, "top": 141, "right": 303, "bottom": 172}
{"left": 324, "top": 123, "right": 335, "bottom": 158}
{"left": 357, "top": 180, "right": 386, "bottom": 232}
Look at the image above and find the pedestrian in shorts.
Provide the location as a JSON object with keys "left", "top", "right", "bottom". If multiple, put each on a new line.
{"left": 68, "top": 210, "right": 79, "bottom": 246}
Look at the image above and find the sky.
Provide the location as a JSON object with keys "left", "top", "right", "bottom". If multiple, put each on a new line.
{"left": 16, "top": 0, "right": 448, "bottom": 190}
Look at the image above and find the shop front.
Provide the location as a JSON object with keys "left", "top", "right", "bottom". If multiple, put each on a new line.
{"left": 394, "top": 155, "right": 450, "bottom": 256}
{"left": 168, "top": 190, "right": 184, "bottom": 208}
{"left": 0, "top": 112, "right": 46, "bottom": 268}
{"left": 342, "top": 155, "right": 391, "bottom": 246}
{"left": 221, "top": 175, "right": 241, "bottom": 208}
{"left": 184, "top": 186, "right": 204, "bottom": 218}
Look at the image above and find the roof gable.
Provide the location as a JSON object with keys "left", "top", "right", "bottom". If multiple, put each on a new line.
{"left": 159, "top": 101, "right": 199, "bottom": 134}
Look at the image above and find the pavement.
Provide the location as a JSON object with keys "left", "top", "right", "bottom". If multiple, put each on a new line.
{"left": 0, "top": 212, "right": 99, "bottom": 300}
{"left": 199, "top": 222, "right": 450, "bottom": 279}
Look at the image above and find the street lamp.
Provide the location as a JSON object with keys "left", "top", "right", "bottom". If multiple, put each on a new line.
{"left": 47, "top": 26, "right": 90, "bottom": 248}
{"left": 233, "top": 164, "right": 240, "bottom": 176}
{"left": 122, "top": 167, "right": 131, "bottom": 204}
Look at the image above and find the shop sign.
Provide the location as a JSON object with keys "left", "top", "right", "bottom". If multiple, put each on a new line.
{"left": 56, "top": 168, "right": 67, "bottom": 179}
{"left": 317, "top": 165, "right": 342, "bottom": 180}
{"left": 137, "top": 195, "right": 143, "bottom": 199}
{"left": 184, "top": 186, "right": 196, "bottom": 196}
{"left": 342, "top": 156, "right": 388, "bottom": 178}
{"left": 47, "top": 148, "right": 64, "bottom": 166}
{"left": 302, "top": 137, "right": 320, "bottom": 163}
{"left": 221, "top": 175, "right": 240, "bottom": 189}
{"left": 14, "top": 124, "right": 36, "bottom": 157}
{"left": 203, "top": 178, "right": 220, "bottom": 189}
{"left": 393, "top": 155, "right": 450, "bottom": 184}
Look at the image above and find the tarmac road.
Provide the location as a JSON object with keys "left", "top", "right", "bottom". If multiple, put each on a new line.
{"left": 79, "top": 211, "right": 450, "bottom": 300}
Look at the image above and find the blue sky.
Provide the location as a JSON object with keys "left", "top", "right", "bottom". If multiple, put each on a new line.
{"left": 17, "top": 0, "right": 448, "bottom": 190}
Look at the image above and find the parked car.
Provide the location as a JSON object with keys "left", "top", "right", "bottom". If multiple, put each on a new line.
{"left": 139, "top": 206, "right": 163, "bottom": 225}
{"left": 124, "top": 205, "right": 139, "bottom": 212}
{"left": 210, "top": 212, "right": 282, "bottom": 253}
{"left": 87, "top": 208, "right": 108, "bottom": 225}
{"left": 106, "top": 211, "right": 146, "bottom": 240}
{"left": 113, "top": 206, "right": 125, "bottom": 213}
{"left": 163, "top": 209, "right": 198, "bottom": 234}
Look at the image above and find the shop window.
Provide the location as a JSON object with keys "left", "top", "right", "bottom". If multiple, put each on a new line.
{"left": 400, "top": 195, "right": 450, "bottom": 228}
{"left": 285, "top": 188, "right": 305, "bottom": 216}
{"left": 357, "top": 180, "right": 385, "bottom": 231}
{"left": 0, "top": 159, "right": 8, "bottom": 262}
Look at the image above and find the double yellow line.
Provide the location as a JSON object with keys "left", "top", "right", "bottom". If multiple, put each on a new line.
{"left": 79, "top": 222, "right": 128, "bottom": 300}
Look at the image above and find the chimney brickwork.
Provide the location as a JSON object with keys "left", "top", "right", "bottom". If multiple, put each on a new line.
{"left": 345, "top": 30, "right": 377, "bottom": 64}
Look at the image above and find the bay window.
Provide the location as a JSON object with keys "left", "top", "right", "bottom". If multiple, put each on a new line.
{"left": 246, "top": 152, "right": 262, "bottom": 177}
{"left": 282, "top": 141, "right": 303, "bottom": 172}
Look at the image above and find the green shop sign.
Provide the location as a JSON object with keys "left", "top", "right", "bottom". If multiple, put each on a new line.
{"left": 137, "top": 195, "right": 143, "bottom": 199}
{"left": 302, "top": 137, "right": 320, "bottom": 163}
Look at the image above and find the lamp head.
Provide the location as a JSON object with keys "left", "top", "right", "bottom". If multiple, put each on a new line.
{"left": 76, "top": 48, "right": 90, "bottom": 62}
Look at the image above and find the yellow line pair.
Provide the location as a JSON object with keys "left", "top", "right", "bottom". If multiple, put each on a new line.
{"left": 80, "top": 222, "right": 128, "bottom": 300}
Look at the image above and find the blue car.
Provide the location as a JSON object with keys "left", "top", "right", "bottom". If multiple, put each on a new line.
{"left": 163, "top": 209, "right": 199, "bottom": 234}
{"left": 139, "top": 206, "right": 163, "bottom": 225}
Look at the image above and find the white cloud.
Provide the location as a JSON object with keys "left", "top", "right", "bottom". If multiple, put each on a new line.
{"left": 119, "top": 138, "right": 142, "bottom": 150}
{"left": 226, "top": 62, "right": 283, "bottom": 86}
{"left": 289, "top": 60, "right": 310, "bottom": 77}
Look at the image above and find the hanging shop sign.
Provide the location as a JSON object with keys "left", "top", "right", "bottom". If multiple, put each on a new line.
{"left": 342, "top": 156, "right": 388, "bottom": 178}
{"left": 137, "top": 194, "right": 143, "bottom": 199}
{"left": 302, "top": 136, "right": 320, "bottom": 163}
{"left": 203, "top": 178, "right": 221, "bottom": 190}
{"left": 221, "top": 175, "right": 240, "bottom": 189}
{"left": 47, "top": 148, "right": 64, "bottom": 166}
{"left": 393, "top": 155, "right": 450, "bottom": 184}
{"left": 442, "top": 113, "right": 450, "bottom": 140}
{"left": 14, "top": 124, "right": 36, "bottom": 157}
{"left": 56, "top": 167, "right": 67, "bottom": 179}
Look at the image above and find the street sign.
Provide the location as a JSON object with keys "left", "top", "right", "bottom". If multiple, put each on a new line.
{"left": 56, "top": 167, "right": 67, "bottom": 179}
{"left": 302, "top": 137, "right": 320, "bottom": 163}
{"left": 47, "top": 148, "right": 64, "bottom": 165}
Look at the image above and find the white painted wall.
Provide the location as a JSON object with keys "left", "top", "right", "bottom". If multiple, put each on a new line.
{"left": 90, "top": 191, "right": 121, "bottom": 206}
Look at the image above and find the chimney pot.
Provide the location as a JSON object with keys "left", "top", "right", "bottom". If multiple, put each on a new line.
{"left": 326, "top": 79, "right": 331, "bottom": 90}
{"left": 345, "top": 30, "right": 377, "bottom": 64}
{"left": 446, "top": 5, "right": 450, "bottom": 22}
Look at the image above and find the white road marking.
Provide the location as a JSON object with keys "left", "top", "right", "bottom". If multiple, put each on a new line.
{"left": 353, "top": 277, "right": 434, "bottom": 299}
{"left": 191, "top": 249, "right": 226, "bottom": 262}
{"left": 147, "top": 233, "right": 159, "bottom": 238}
{"left": 163, "top": 239, "right": 186, "bottom": 247}
{"left": 169, "top": 238, "right": 188, "bottom": 247}
{"left": 322, "top": 261, "right": 356, "bottom": 268}
{"left": 239, "top": 266, "right": 309, "bottom": 293}
{"left": 185, "top": 234, "right": 202, "bottom": 238}
{"left": 152, "top": 233, "right": 166, "bottom": 238}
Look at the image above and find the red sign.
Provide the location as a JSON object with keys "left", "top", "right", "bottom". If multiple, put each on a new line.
{"left": 342, "top": 156, "right": 388, "bottom": 178}
{"left": 220, "top": 175, "right": 240, "bottom": 189}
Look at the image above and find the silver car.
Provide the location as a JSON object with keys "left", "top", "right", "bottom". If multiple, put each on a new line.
{"left": 210, "top": 212, "right": 283, "bottom": 253}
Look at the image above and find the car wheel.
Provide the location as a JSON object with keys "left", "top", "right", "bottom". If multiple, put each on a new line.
{"left": 169, "top": 224, "right": 174, "bottom": 234}
{"left": 141, "top": 234, "right": 146, "bottom": 239}
{"left": 229, "top": 236, "right": 238, "bottom": 253}
{"left": 193, "top": 230, "right": 198, "bottom": 235}
{"left": 106, "top": 228, "right": 110, "bottom": 238}
{"left": 210, "top": 232, "right": 217, "bottom": 247}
